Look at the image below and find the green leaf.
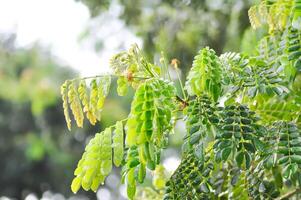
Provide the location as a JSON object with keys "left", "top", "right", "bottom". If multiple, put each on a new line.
{"left": 200, "top": 182, "right": 210, "bottom": 193}
{"left": 243, "top": 142, "right": 255, "bottom": 153}
{"left": 278, "top": 156, "right": 290, "bottom": 165}
{"left": 195, "top": 142, "right": 204, "bottom": 161}
{"left": 189, "top": 125, "right": 200, "bottom": 135}
{"left": 253, "top": 138, "right": 265, "bottom": 152}
{"left": 291, "top": 155, "right": 301, "bottom": 164}
{"left": 128, "top": 158, "right": 140, "bottom": 168}
{"left": 244, "top": 152, "right": 251, "bottom": 169}
{"left": 221, "top": 147, "right": 232, "bottom": 161}
{"left": 258, "top": 182, "right": 266, "bottom": 193}
{"left": 113, "top": 121, "right": 124, "bottom": 167}
{"left": 283, "top": 164, "right": 292, "bottom": 179}
{"left": 190, "top": 132, "right": 202, "bottom": 145}
{"left": 117, "top": 76, "right": 128, "bottom": 96}
{"left": 185, "top": 47, "right": 222, "bottom": 101}
{"left": 127, "top": 184, "right": 136, "bottom": 200}
{"left": 127, "top": 168, "right": 136, "bottom": 185}
{"left": 138, "top": 164, "right": 146, "bottom": 183}
{"left": 236, "top": 151, "right": 244, "bottom": 167}
{"left": 91, "top": 178, "right": 102, "bottom": 192}
{"left": 147, "top": 160, "right": 156, "bottom": 170}
{"left": 272, "top": 167, "right": 283, "bottom": 188}
{"left": 71, "top": 177, "right": 82, "bottom": 194}
{"left": 264, "top": 155, "right": 274, "bottom": 169}
{"left": 292, "top": 147, "right": 301, "bottom": 154}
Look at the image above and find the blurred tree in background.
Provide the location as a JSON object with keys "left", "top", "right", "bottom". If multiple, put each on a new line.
{"left": 0, "top": 33, "right": 130, "bottom": 199}
{"left": 0, "top": 33, "right": 97, "bottom": 199}
{"left": 0, "top": 33, "right": 77, "bottom": 198}
{"left": 77, "top": 0, "right": 253, "bottom": 73}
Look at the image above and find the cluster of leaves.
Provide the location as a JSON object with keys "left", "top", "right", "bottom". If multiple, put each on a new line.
{"left": 248, "top": 0, "right": 301, "bottom": 75}
{"left": 61, "top": 76, "right": 111, "bottom": 130}
{"left": 183, "top": 95, "right": 219, "bottom": 150}
{"left": 122, "top": 78, "right": 176, "bottom": 199}
{"left": 71, "top": 120, "right": 124, "bottom": 193}
{"left": 61, "top": 45, "right": 180, "bottom": 198}
{"left": 60, "top": 1, "right": 301, "bottom": 199}
{"left": 185, "top": 47, "right": 222, "bottom": 101}
{"left": 165, "top": 148, "right": 215, "bottom": 200}
{"left": 220, "top": 52, "right": 288, "bottom": 99}
{"left": 214, "top": 104, "right": 265, "bottom": 169}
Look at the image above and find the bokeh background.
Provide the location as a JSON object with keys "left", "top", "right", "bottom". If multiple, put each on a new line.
{"left": 0, "top": 0, "right": 261, "bottom": 199}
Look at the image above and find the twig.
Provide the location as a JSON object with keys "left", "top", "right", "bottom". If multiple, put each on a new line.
{"left": 276, "top": 188, "right": 301, "bottom": 200}
{"left": 71, "top": 74, "right": 150, "bottom": 81}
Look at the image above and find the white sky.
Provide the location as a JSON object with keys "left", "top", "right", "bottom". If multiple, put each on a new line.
{"left": 0, "top": 0, "right": 140, "bottom": 77}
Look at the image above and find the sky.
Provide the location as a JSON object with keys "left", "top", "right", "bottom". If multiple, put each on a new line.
{"left": 0, "top": 0, "right": 140, "bottom": 77}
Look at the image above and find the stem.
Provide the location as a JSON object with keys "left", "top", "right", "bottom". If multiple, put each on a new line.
{"left": 71, "top": 73, "right": 186, "bottom": 105}
{"left": 109, "top": 117, "right": 129, "bottom": 129}
{"left": 277, "top": 188, "right": 301, "bottom": 200}
{"left": 144, "top": 63, "right": 157, "bottom": 77}
{"left": 174, "top": 117, "right": 184, "bottom": 121}
{"left": 160, "top": 52, "right": 167, "bottom": 79}
{"left": 135, "top": 45, "right": 158, "bottom": 78}
{"left": 71, "top": 74, "right": 151, "bottom": 82}
{"left": 175, "top": 68, "right": 187, "bottom": 100}
{"left": 160, "top": 52, "right": 172, "bottom": 81}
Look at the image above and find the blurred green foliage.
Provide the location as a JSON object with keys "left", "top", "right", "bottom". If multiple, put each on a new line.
{"left": 0, "top": 33, "right": 131, "bottom": 199}
{"left": 0, "top": 36, "right": 73, "bottom": 116}
{"left": 0, "top": 34, "right": 88, "bottom": 199}
{"left": 78, "top": 0, "right": 253, "bottom": 73}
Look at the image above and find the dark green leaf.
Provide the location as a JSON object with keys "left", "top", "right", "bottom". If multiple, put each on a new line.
{"left": 244, "top": 152, "right": 251, "bottom": 169}
{"left": 253, "top": 138, "right": 265, "bottom": 152}
{"left": 190, "top": 132, "right": 202, "bottom": 145}
{"left": 235, "top": 151, "right": 244, "bottom": 167}
{"left": 221, "top": 147, "right": 232, "bottom": 161}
